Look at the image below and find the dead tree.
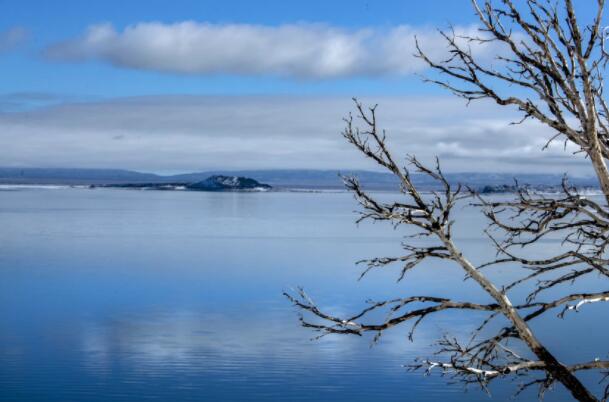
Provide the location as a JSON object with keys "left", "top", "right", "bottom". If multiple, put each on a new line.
{"left": 286, "top": 1, "right": 609, "bottom": 401}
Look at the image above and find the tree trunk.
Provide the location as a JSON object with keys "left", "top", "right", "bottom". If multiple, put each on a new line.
{"left": 441, "top": 235, "right": 598, "bottom": 402}
{"left": 588, "top": 142, "right": 609, "bottom": 205}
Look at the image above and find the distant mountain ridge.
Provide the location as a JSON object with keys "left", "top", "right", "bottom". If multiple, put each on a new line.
{"left": 0, "top": 167, "right": 599, "bottom": 190}
{"left": 0, "top": 168, "right": 159, "bottom": 184}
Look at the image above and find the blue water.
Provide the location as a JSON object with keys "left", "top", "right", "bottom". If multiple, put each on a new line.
{"left": 0, "top": 188, "right": 604, "bottom": 401}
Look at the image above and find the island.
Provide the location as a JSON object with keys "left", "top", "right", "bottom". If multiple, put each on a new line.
{"left": 186, "top": 175, "right": 272, "bottom": 191}
{"left": 91, "top": 175, "right": 272, "bottom": 192}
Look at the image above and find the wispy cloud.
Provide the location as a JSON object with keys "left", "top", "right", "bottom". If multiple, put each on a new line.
{"left": 0, "top": 27, "right": 28, "bottom": 53}
{"left": 0, "top": 92, "right": 100, "bottom": 112}
{"left": 44, "top": 22, "right": 498, "bottom": 78}
{"left": 0, "top": 95, "right": 590, "bottom": 174}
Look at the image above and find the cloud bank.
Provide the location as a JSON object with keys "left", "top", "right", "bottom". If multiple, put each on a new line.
{"left": 0, "top": 27, "right": 28, "bottom": 53}
{"left": 0, "top": 95, "right": 589, "bottom": 175}
{"left": 44, "top": 22, "right": 496, "bottom": 78}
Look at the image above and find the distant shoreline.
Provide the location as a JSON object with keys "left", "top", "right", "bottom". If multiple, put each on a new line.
{"left": 0, "top": 167, "right": 599, "bottom": 191}
{"left": 1, "top": 183, "right": 604, "bottom": 196}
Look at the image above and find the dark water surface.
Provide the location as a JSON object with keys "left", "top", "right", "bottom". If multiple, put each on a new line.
{"left": 0, "top": 188, "right": 603, "bottom": 401}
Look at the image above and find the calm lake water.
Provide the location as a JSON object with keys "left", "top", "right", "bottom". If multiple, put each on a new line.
{"left": 0, "top": 188, "right": 605, "bottom": 401}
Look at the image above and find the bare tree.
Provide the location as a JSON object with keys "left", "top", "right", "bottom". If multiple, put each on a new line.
{"left": 286, "top": 1, "right": 609, "bottom": 401}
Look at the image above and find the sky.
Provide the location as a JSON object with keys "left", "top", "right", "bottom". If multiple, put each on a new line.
{"left": 0, "top": 0, "right": 602, "bottom": 175}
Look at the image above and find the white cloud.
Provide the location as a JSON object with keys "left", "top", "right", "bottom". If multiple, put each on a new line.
{"left": 44, "top": 22, "right": 498, "bottom": 78}
{"left": 0, "top": 27, "right": 28, "bottom": 53}
{"left": 0, "top": 95, "right": 592, "bottom": 174}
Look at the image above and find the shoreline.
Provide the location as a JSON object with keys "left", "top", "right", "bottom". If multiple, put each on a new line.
{"left": 0, "top": 183, "right": 604, "bottom": 196}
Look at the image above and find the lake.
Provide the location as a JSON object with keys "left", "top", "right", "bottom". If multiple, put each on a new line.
{"left": 0, "top": 187, "right": 604, "bottom": 401}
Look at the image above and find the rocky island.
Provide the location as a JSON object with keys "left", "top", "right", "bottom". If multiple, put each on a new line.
{"left": 92, "top": 175, "right": 272, "bottom": 192}
{"left": 187, "top": 175, "right": 272, "bottom": 191}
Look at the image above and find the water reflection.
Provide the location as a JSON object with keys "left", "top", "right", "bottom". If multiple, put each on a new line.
{"left": 71, "top": 305, "right": 479, "bottom": 401}
{"left": 80, "top": 309, "right": 427, "bottom": 364}
{"left": 0, "top": 188, "right": 581, "bottom": 401}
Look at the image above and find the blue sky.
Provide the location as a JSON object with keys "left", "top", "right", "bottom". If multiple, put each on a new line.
{"left": 0, "top": 1, "right": 602, "bottom": 174}
{"left": 0, "top": 0, "right": 479, "bottom": 97}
